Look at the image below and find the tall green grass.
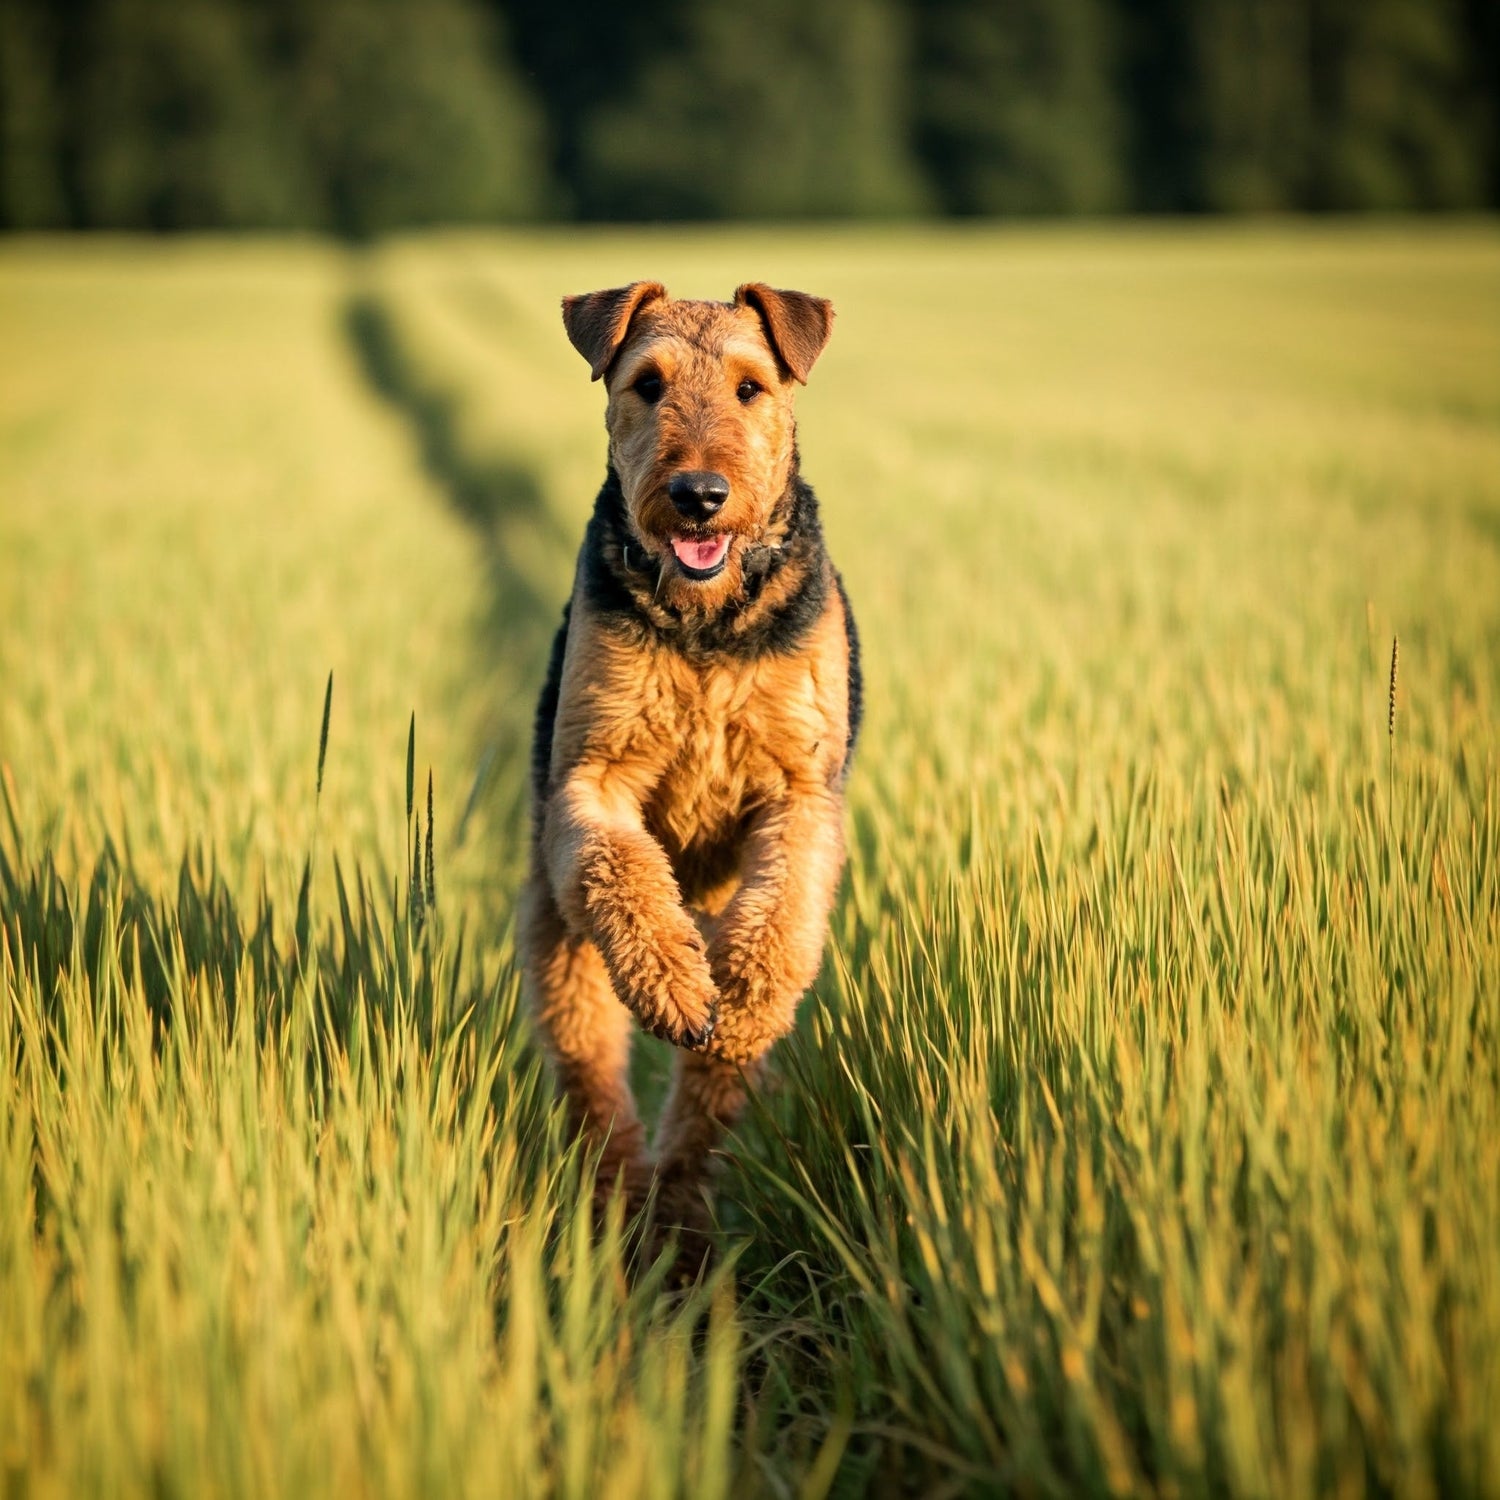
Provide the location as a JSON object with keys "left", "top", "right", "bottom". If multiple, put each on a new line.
{"left": 2, "top": 226, "right": 1498, "bottom": 1495}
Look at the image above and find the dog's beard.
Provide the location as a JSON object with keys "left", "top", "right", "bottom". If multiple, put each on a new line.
{"left": 622, "top": 492, "right": 768, "bottom": 612}
{"left": 654, "top": 545, "right": 745, "bottom": 614}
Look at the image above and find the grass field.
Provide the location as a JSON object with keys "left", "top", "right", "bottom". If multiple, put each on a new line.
{"left": 2, "top": 224, "right": 1498, "bottom": 1497}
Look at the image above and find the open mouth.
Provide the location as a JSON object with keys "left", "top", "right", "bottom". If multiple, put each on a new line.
{"left": 669, "top": 533, "right": 731, "bottom": 580}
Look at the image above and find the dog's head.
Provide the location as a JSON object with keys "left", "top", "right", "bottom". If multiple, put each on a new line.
{"left": 562, "top": 281, "right": 833, "bottom": 612}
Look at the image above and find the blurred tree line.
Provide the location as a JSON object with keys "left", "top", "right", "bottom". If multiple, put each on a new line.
{"left": 0, "top": 0, "right": 1495, "bottom": 231}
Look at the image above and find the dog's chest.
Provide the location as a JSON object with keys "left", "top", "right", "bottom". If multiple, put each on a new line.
{"left": 641, "top": 654, "right": 812, "bottom": 857}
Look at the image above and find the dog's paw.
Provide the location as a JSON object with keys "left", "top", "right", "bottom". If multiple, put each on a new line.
{"left": 641, "top": 995, "right": 719, "bottom": 1051}
{"left": 679, "top": 1001, "right": 718, "bottom": 1051}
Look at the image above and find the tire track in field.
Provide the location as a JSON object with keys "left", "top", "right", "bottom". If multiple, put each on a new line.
{"left": 341, "top": 287, "right": 567, "bottom": 849}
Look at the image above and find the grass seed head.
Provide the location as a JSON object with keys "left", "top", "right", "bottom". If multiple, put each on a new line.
{"left": 425, "top": 769, "right": 436, "bottom": 909}
{"left": 317, "top": 670, "right": 333, "bottom": 799}
{"left": 409, "top": 808, "right": 425, "bottom": 931}
{"left": 1388, "top": 636, "right": 1399, "bottom": 738}
{"left": 406, "top": 712, "right": 416, "bottom": 825}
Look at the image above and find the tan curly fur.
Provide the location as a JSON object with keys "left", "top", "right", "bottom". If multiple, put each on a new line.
{"left": 520, "top": 281, "right": 857, "bottom": 1259}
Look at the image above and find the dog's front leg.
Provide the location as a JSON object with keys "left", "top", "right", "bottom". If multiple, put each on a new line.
{"left": 653, "top": 787, "right": 844, "bottom": 1188}
{"left": 708, "top": 785, "right": 846, "bottom": 1059}
{"left": 545, "top": 766, "right": 719, "bottom": 1048}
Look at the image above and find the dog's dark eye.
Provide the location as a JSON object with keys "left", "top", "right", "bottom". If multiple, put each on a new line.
{"left": 736, "top": 378, "right": 762, "bottom": 404}
{"left": 633, "top": 372, "right": 663, "bottom": 404}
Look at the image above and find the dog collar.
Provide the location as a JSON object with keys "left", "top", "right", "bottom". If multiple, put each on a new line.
{"left": 620, "top": 541, "right": 654, "bottom": 576}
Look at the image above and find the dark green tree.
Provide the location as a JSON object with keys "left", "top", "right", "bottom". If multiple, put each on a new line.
{"left": 0, "top": 0, "right": 66, "bottom": 226}
{"left": 71, "top": 0, "right": 312, "bottom": 228}
{"left": 1116, "top": 0, "right": 1205, "bottom": 210}
{"left": 1306, "top": 0, "right": 1488, "bottom": 209}
{"left": 281, "top": 0, "right": 545, "bottom": 236}
{"left": 2, "top": 0, "right": 1497, "bottom": 228}
{"left": 1119, "top": 0, "right": 1491, "bottom": 212}
{"left": 1462, "top": 0, "right": 1500, "bottom": 204}
{"left": 577, "top": 0, "right": 929, "bottom": 219}
{"left": 908, "top": 0, "right": 1124, "bottom": 214}
{"left": 1190, "top": 0, "right": 1315, "bottom": 210}
{"left": 497, "top": 0, "right": 675, "bottom": 220}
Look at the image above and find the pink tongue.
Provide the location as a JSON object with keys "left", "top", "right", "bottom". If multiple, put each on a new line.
{"left": 671, "top": 534, "right": 730, "bottom": 570}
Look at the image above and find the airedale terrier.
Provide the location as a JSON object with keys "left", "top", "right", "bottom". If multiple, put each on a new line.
{"left": 520, "top": 280, "right": 861, "bottom": 1242}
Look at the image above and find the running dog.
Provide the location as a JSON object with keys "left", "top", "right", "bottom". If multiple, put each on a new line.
{"left": 521, "top": 280, "right": 861, "bottom": 1244}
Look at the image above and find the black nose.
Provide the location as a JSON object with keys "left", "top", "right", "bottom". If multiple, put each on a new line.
{"left": 668, "top": 470, "right": 730, "bottom": 520}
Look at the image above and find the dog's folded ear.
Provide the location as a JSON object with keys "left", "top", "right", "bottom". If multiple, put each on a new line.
{"left": 734, "top": 284, "right": 834, "bottom": 384}
{"left": 562, "top": 282, "right": 667, "bottom": 381}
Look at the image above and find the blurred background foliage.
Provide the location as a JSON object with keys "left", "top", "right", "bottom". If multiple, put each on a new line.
{"left": 0, "top": 0, "right": 1496, "bottom": 232}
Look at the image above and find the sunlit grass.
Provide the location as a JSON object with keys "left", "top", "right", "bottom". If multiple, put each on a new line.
{"left": 2, "top": 224, "right": 1498, "bottom": 1495}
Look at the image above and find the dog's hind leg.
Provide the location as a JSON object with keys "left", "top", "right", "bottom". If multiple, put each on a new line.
{"left": 654, "top": 1050, "right": 764, "bottom": 1182}
{"left": 520, "top": 874, "right": 650, "bottom": 1202}
{"left": 649, "top": 1048, "right": 765, "bottom": 1268}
